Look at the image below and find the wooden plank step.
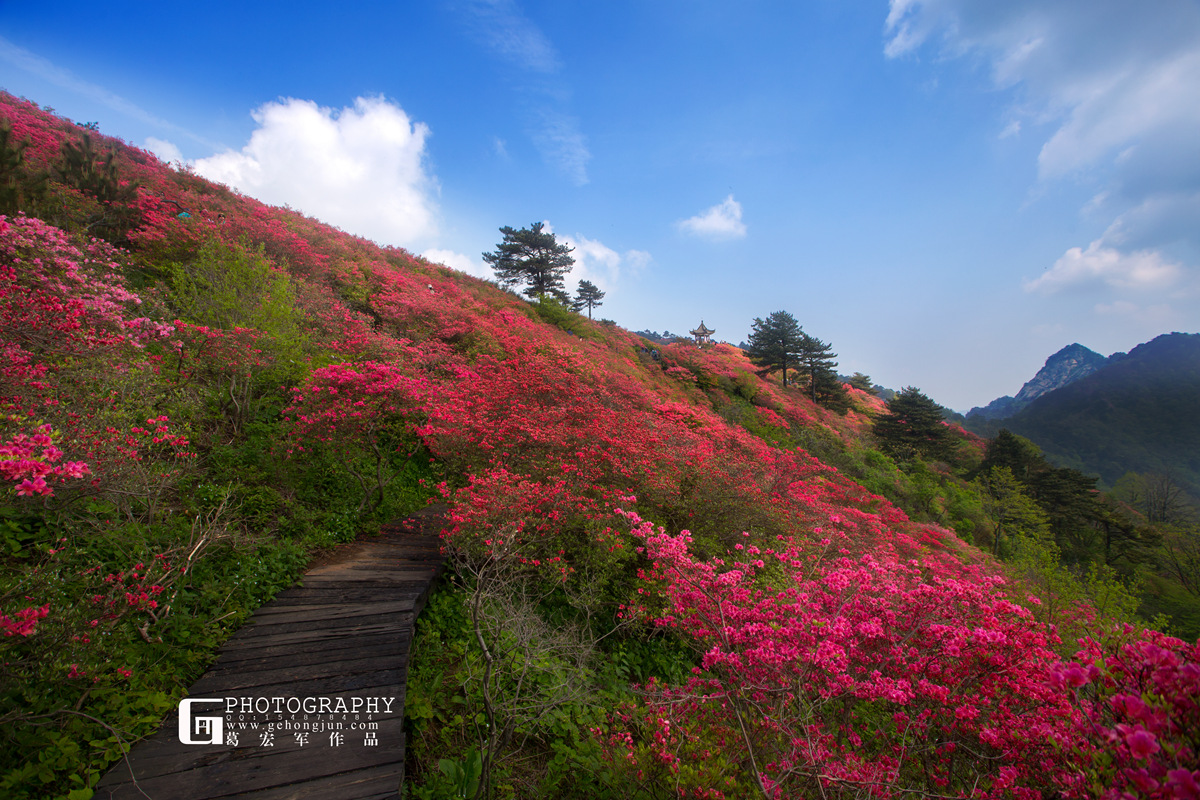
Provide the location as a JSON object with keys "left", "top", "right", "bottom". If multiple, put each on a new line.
{"left": 209, "top": 634, "right": 410, "bottom": 669}
{"left": 189, "top": 669, "right": 407, "bottom": 699}
{"left": 94, "top": 505, "right": 446, "bottom": 799}
{"left": 190, "top": 654, "right": 412, "bottom": 691}
{"left": 237, "top": 611, "right": 412, "bottom": 637}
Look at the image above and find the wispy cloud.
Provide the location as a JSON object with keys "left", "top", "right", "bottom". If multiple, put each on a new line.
{"left": 190, "top": 96, "right": 438, "bottom": 249}
{"left": 531, "top": 109, "right": 590, "bottom": 186}
{"left": 451, "top": 0, "right": 591, "bottom": 184}
{"left": 456, "top": 0, "right": 560, "bottom": 73}
{"left": 677, "top": 195, "right": 747, "bottom": 240}
{"left": 884, "top": 0, "right": 1200, "bottom": 305}
{"left": 0, "top": 36, "right": 217, "bottom": 149}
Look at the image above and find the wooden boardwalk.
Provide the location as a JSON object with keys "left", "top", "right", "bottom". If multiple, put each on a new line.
{"left": 94, "top": 505, "right": 447, "bottom": 800}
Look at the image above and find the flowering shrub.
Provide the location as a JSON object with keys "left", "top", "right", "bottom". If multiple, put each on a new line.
{"left": 1054, "top": 627, "right": 1200, "bottom": 799}
{"left": 0, "top": 424, "right": 90, "bottom": 497}
{"left": 601, "top": 507, "right": 1078, "bottom": 798}
{"left": 0, "top": 603, "right": 48, "bottom": 637}
{"left": 0, "top": 214, "right": 171, "bottom": 412}
{"left": 284, "top": 360, "right": 431, "bottom": 513}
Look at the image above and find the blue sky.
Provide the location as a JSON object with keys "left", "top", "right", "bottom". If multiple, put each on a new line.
{"left": 3, "top": 1, "right": 1198, "bottom": 411}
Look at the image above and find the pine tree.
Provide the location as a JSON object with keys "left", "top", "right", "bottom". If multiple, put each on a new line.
{"left": 848, "top": 372, "right": 875, "bottom": 393}
{"left": 0, "top": 121, "right": 47, "bottom": 215}
{"left": 572, "top": 279, "right": 605, "bottom": 319}
{"left": 54, "top": 132, "right": 139, "bottom": 242}
{"left": 974, "top": 466, "right": 1052, "bottom": 557}
{"left": 744, "top": 311, "right": 804, "bottom": 387}
{"left": 873, "top": 386, "right": 953, "bottom": 462}
{"left": 796, "top": 331, "right": 842, "bottom": 405}
{"left": 56, "top": 132, "right": 133, "bottom": 205}
{"left": 483, "top": 222, "right": 575, "bottom": 303}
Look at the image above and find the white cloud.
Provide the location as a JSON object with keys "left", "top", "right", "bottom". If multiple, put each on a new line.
{"left": 559, "top": 234, "right": 650, "bottom": 293}
{"left": 535, "top": 222, "right": 651, "bottom": 294}
{"left": 676, "top": 195, "right": 747, "bottom": 240}
{"left": 144, "top": 137, "right": 183, "bottom": 165}
{"left": 191, "top": 96, "right": 437, "bottom": 249}
{"left": 1036, "top": 48, "right": 1200, "bottom": 180}
{"left": 1024, "top": 240, "right": 1182, "bottom": 294}
{"left": 422, "top": 248, "right": 491, "bottom": 279}
{"left": 884, "top": 1, "right": 1200, "bottom": 286}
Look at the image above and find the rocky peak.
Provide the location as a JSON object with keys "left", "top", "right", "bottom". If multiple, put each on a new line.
{"left": 967, "top": 343, "right": 1108, "bottom": 420}
{"left": 1013, "top": 343, "right": 1108, "bottom": 405}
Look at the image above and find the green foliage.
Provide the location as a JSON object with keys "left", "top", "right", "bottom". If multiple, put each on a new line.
{"left": 530, "top": 293, "right": 584, "bottom": 335}
{"left": 572, "top": 279, "right": 605, "bottom": 319}
{"left": 168, "top": 238, "right": 307, "bottom": 355}
{"left": 974, "top": 466, "right": 1052, "bottom": 558}
{"left": 0, "top": 525, "right": 309, "bottom": 799}
{"left": 847, "top": 372, "right": 874, "bottom": 392}
{"left": 0, "top": 121, "right": 46, "bottom": 216}
{"left": 873, "top": 386, "right": 954, "bottom": 463}
{"left": 410, "top": 747, "right": 483, "bottom": 800}
{"left": 1006, "top": 533, "right": 1149, "bottom": 651}
{"left": 483, "top": 222, "right": 575, "bottom": 303}
{"left": 744, "top": 310, "right": 804, "bottom": 387}
{"left": 405, "top": 564, "right": 694, "bottom": 799}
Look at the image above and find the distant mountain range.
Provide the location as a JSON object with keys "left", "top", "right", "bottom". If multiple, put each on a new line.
{"left": 965, "top": 332, "right": 1200, "bottom": 495}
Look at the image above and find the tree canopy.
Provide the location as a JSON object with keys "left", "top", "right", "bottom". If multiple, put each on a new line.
{"left": 873, "top": 386, "right": 953, "bottom": 462}
{"left": 572, "top": 279, "right": 605, "bottom": 319}
{"left": 744, "top": 311, "right": 804, "bottom": 387}
{"left": 848, "top": 372, "right": 875, "bottom": 393}
{"left": 744, "top": 312, "right": 848, "bottom": 409}
{"left": 796, "top": 331, "right": 847, "bottom": 409}
{"left": 483, "top": 222, "right": 574, "bottom": 304}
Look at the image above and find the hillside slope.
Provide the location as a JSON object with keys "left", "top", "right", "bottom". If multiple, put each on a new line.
{"left": 2, "top": 93, "right": 1197, "bottom": 800}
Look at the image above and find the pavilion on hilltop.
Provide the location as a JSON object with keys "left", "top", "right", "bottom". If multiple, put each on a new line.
{"left": 690, "top": 321, "right": 715, "bottom": 347}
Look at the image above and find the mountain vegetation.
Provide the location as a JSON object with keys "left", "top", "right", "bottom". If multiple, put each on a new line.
{"left": 1, "top": 93, "right": 1199, "bottom": 799}
{"left": 968, "top": 334, "right": 1200, "bottom": 498}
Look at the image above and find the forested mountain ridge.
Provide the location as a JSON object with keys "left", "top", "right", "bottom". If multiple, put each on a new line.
{"left": 2, "top": 92, "right": 1197, "bottom": 799}
{"left": 993, "top": 332, "right": 1200, "bottom": 495}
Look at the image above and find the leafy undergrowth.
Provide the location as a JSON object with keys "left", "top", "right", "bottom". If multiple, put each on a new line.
{"left": 1, "top": 93, "right": 1197, "bottom": 799}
